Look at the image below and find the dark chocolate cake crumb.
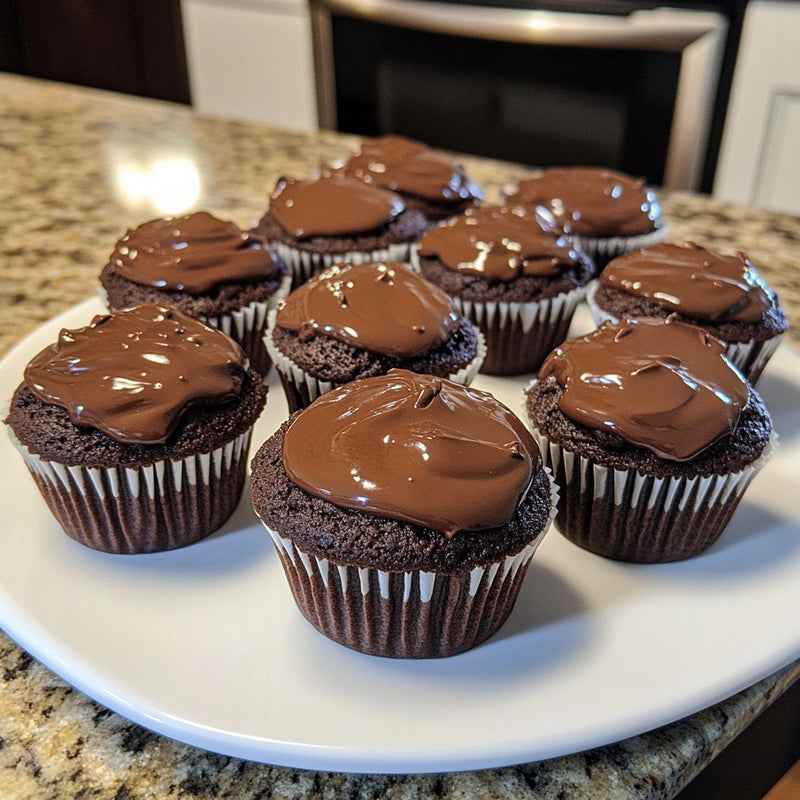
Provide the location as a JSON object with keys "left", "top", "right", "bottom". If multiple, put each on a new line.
{"left": 271, "top": 317, "right": 480, "bottom": 383}
{"left": 252, "top": 208, "right": 428, "bottom": 255}
{"left": 418, "top": 253, "right": 594, "bottom": 303}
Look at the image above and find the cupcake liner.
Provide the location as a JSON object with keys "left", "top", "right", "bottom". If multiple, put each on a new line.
{"left": 264, "top": 308, "right": 487, "bottom": 413}
{"left": 453, "top": 284, "right": 587, "bottom": 376}
{"left": 199, "top": 271, "right": 292, "bottom": 376}
{"left": 585, "top": 281, "right": 784, "bottom": 385}
{"left": 258, "top": 469, "right": 558, "bottom": 658}
{"left": 7, "top": 427, "right": 254, "bottom": 554}
{"left": 273, "top": 242, "right": 414, "bottom": 288}
{"left": 528, "top": 421, "right": 777, "bottom": 563}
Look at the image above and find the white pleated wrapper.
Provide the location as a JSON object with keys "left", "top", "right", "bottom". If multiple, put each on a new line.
{"left": 257, "top": 469, "right": 558, "bottom": 658}
{"left": 273, "top": 241, "right": 415, "bottom": 287}
{"left": 524, "top": 383, "right": 777, "bottom": 562}
{"left": 264, "top": 308, "right": 487, "bottom": 411}
{"left": 585, "top": 280, "right": 785, "bottom": 385}
{"left": 7, "top": 425, "right": 254, "bottom": 554}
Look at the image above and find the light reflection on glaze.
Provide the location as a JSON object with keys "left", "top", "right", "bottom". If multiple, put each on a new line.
{"left": 601, "top": 242, "right": 773, "bottom": 323}
{"left": 538, "top": 317, "right": 749, "bottom": 461}
{"left": 506, "top": 167, "right": 662, "bottom": 237}
{"left": 276, "top": 262, "right": 460, "bottom": 358}
{"left": 417, "top": 205, "right": 583, "bottom": 281}
{"left": 268, "top": 175, "right": 405, "bottom": 239}
{"left": 110, "top": 211, "right": 277, "bottom": 293}
{"left": 283, "top": 370, "right": 540, "bottom": 536}
{"left": 24, "top": 304, "right": 246, "bottom": 444}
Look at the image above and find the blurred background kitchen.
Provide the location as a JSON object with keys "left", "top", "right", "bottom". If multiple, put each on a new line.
{"left": 0, "top": 0, "right": 796, "bottom": 211}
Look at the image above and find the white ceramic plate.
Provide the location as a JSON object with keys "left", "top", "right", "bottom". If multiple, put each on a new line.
{"left": 1, "top": 297, "right": 799, "bottom": 774}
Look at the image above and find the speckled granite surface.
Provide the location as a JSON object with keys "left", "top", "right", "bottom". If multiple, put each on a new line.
{"left": 0, "top": 72, "right": 799, "bottom": 799}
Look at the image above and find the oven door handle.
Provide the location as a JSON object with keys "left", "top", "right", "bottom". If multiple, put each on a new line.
{"left": 310, "top": 0, "right": 724, "bottom": 49}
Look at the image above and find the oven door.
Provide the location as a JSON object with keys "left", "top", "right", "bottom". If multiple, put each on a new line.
{"left": 310, "top": 0, "right": 727, "bottom": 190}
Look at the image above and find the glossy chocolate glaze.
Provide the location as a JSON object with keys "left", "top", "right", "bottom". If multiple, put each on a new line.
{"left": 282, "top": 369, "right": 540, "bottom": 537}
{"left": 507, "top": 167, "right": 662, "bottom": 237}
{"left": 109, "top": 211, "right": 278, "bottom": 293}
{"left": 24, "top": 304, "right": 247, "bottom": 445}
{"left": 417, "top": 204, "right": 584, "bottom": 281}
{"left": 276, "top": 262, "right": 460, "bottom": 359}
{"left": 538, "top": 317, "right": 750, "bottom": 461}
{"left": 601, "top": 242, "right": 773, "bottom": 323}
{"left": 334, "top": 135, "right": 483, "bottom": 204}
{"left": 268, "top": 175, "right": 405, "bottom": 239}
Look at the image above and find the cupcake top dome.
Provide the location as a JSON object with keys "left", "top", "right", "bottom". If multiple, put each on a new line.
{"left": 417, "top": 204, "right": 587, "bottom": 282}
{"left": 275, "top": 261, "right": 460, "bottom": 359}
{"left": 506, "top": 167, "right": 662, "bottom": 237}
{"left": 109, "top": 210, "right": 280, "bottom": 293}
{"left": 600, "top": 241, "right": 776, "bottom": 324}
{"left": 538, "top": 316, "right": 750, "bottom": 461}
{"left": 23, "top": 304, "right": 248, "bottom": 445}
{"left": 282, "top": 369, "right": 541, "bottom": 537}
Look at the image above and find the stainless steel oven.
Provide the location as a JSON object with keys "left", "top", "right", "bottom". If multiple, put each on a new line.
{"left": 309, "top": 0, "right": 730, "bottom": 190}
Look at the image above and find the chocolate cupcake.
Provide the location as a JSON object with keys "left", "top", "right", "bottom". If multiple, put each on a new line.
{"left": 504, "top": 167, "right": 666, "bottom": 270}
{"left": 250, "top": 369, "right": 557, "bottom": 658}
{"left": 413, "top": 204, "right": 594, "bottom": 375}
{"left": 524, "top": 317, "right": 775, "bottom": 563}
{"left": 252, "top": 174, "right": 428, "bottom": 286}
{"left": 100, "top": 210, "right": 291, "bottom": 375}
{"left": 4, "top": 304, "right": 267, "bottom": 554}
{"left": 587, "top": 241, "right": 789, "bottom": 384}
{"left": 328, "top": 134, "right": 483, "bottom": 223}
{"left": 265, "top": 260, "right": 486, "bottom": 411}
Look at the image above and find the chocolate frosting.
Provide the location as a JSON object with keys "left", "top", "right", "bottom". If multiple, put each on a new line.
{"left": 276, "top": 262, "right": 460, "bottom": 358}
{"left": 601, "top": 242, "right": 773, "bottom": 323}
{"left": 283, "top": 370, "right": 540, "bottom": 537}
{"left": 417, "top": 204, "right": 584, "bottom": 281}
{"left": 507, "top": 167, "right": 661, "bottom": 236}
{"left": 268, "top": 175, "right": 405, "bottom": 239}
{"left": 538, "top": 317, "right": 749, "bottom": 461}
{"left": 109, "top": 211, "right": 278, "bottom": 293}
{"left": 334, "top": 135, "right": 483, "bottom": 204}
{"left": 24, "top": 304, "right": 248, "bottom": 445}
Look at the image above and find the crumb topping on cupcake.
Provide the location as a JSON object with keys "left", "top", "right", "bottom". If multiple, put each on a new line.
{"left": 506, "top": 167, "right": 662, "bottom": 237}
{"left": 281, "top": 369, "right": 540, "bottom": 538}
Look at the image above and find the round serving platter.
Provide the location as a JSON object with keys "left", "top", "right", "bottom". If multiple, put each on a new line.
{"left": 0, "top": 297, "right": 798, "bottom": 773}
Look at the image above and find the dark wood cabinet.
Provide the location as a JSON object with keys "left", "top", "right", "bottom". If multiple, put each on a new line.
{"left": 0, "top": 0, "right": 190, "bottom": 104}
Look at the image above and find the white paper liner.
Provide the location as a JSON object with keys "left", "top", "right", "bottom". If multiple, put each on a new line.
{"left": 273, "top": 241, "right": 414, "bottom": 286}
{"left": 527, "top": 415, "right": 777, "bottom": 562}
{"left": 257, "top": 468, "right": 558, "bottom": 657}
{"left": 572, "top": 225, "right": 668, "bottom": 269}
{"left": 264, "top": 308, "right": 487, "bottom": 411}
{"left": 585, "top": 281, "right": 785, "bottom": 385}
{"left": 7, "top": 426, "right": 253, "bottom": 554}
{"left": 452, "top": 283, "right": 588, "bottom": 375}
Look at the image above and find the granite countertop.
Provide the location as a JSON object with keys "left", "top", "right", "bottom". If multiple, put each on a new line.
{"left": 1, "top": 72, "right": 799, "bottom": 799}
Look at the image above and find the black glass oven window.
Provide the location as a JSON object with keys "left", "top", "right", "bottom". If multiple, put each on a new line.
{"left": 332, "top": 17, "right": 681, "bottom": 186}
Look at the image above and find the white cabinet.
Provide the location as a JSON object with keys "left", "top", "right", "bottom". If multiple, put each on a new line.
{"left": 714, "top": 0, "right": 800, "bottom": 214}
{"left": 181, "top": 0, "right": 318, "bottom": 132}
